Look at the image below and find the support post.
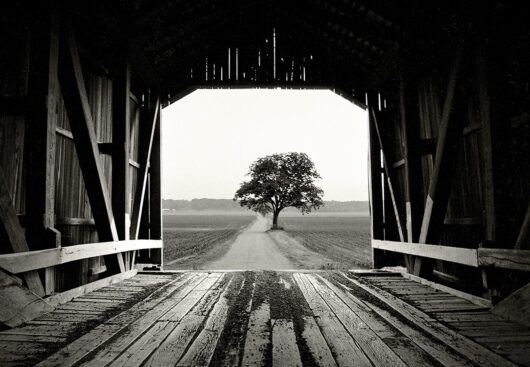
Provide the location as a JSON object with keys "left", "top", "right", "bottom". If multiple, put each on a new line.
{"left": 24, "top": 0, "right": 61, "bottom": 251}
{"left": 399, "top": 71, "right": 424, "bottom": 271}
{"left": 24, "top": 0, "right": 61, "bottom": 295}
{"left": 112, "top": 60, "right": 131, "bottom": 241}
{"left": 368, "top": 93, "right": 384, "bottom": 268}
{"left": 149, "top": 103, "right": 163, "bottom": 266}
{"left": 475, "top": 37, "right": 496, "bottom": 244}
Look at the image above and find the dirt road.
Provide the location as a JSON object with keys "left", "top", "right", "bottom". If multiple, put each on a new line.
{"left": 206, "top": 216, "right": 295, "bottom": 270}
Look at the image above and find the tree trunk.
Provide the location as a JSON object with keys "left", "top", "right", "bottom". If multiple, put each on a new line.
{"left": 272, "top": 210, "right": 280, "bottom": 230}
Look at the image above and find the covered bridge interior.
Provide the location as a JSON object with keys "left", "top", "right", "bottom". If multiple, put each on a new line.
{"left": 0, "top": 0, "right": 529, "bottom": 365}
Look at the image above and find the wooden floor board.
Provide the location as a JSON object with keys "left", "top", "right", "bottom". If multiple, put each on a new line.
{"left": 0, "top": 271, "right": 528, "bottom": 367}
{"left": 36, "top": 273, "right": 193, "bottom": 367}
{"left": 316, "top": 275, "right": 439, "bottom": 365}
{"left": 306, "top": 274, "right": 406, "bottom": 367}
{"left": 242, "top": 302, "right": 271, "bottom": 367}
{"left": 177, "top": 276, "right": 234, "bottom": 366}
{"left": 301, "top": 316, "right": 337, "bottom": 367}
{"left": 77, "top": 273, "right": 211, "bottom": 367}
{"left": 341, "top": 272, "right": 519, "bottom": 367}
{"left": 294, "top": 273, "right": 373, "bottom": 367}
{"left": 272, "top": 319, "right": 303, "bottom": 367}
{"left": 144, "top": 275, "right": 232, "bottom": 367}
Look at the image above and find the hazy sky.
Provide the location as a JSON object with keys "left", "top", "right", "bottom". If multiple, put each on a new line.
{"left": 161, "top": 89, "right": 369, "bottom": 201}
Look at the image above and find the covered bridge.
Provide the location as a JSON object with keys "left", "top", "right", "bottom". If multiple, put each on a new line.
{"left": 0, "top": 0, "right": 529, "bottom": 365}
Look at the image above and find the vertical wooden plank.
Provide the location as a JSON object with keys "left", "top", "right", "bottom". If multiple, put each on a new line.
{"left": 112, "top": 61, "right": 131, "bottom": 241}
{"left": 149, "top": 103, "right": 162, "bottom": 266}
{"left": 399, "top": 73, "right": 423, "bottom": 243}
{"left": 475, "top": 37, "right": 496, "bottom": 244}
{"left": 399, "top": 70, "right": 424, "bottom": 271}
{"left": 368, "top": 93, "right": 384, "bottom": 268}
{"left": 24, "top": 0, "right": 61, "bottom": 251}
{"left": 58, "top": 25, "right": 124, "bottom": 272}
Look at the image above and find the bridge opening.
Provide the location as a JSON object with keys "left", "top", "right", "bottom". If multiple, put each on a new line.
{"left": 161, "top": 88, "right": 372, "bottom": 270}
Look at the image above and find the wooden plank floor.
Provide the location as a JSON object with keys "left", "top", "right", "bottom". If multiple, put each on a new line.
{"left": 0, "top": 271, "right": 529, "bottom": 366}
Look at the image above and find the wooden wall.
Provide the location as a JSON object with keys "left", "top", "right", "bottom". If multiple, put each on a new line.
{"left": 370, "top": 29, "right": 530, "bottom": 299}
{"left": 0, "top": 2, "right": 161, "bottom": 294}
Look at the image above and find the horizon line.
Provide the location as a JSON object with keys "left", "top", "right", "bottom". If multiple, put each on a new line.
{"left": 163, "top": 198, "right": 369, "bottom": 202}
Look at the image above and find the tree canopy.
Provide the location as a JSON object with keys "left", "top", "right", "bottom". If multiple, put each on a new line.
{"left": 234, "top": 152, "right": 324, "bottom": 229}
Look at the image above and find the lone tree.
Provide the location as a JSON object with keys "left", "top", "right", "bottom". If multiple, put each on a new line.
{"left": 234, "top": 152, "right": 324, "bottom": 229}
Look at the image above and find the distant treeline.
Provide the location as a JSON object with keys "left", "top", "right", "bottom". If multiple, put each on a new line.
{"left": 162, "top": 198, "right": 369, "bottom": 213}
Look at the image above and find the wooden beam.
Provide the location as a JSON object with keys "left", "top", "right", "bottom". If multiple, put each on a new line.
{"left": 0, "top": 240, "right": 162, "bottom": 274}
{"left": 372, "top": 240, "right": 479, "bottom": 267}
{"left": 149, "top": 104, "right": 163, "bottom": 266}
{"left": 398, "top": 71, "right": 424, "bottom": 272}
{"left": 112, "top": 60, "right": 131, "bottom": 241}
{"left": 371, "top": 107, "right": 405, "bottom": 242}
{"left": 373, "top": 239, "right": 530, "bottom": 273}
{"left": 24, "top": 0, "right": 60, "bottom": 250}
{"left": 392, "top": 159, "right": 405, "bottom": 169}
{"left": 128, "top": 159, "right": 141, "bottom": 169}
{"left": 58, "top": 25, "right": 125, "bottom": 273}
{"left": 0, "top": 270, "right": 53, "bottom": 328}
{"left": 368, "top": 94, "right": 384, "bottom": 268}
{"left": 130, "top": 99, "right": 160, "bottom": 240}
{"left": 55, "top": 217, "right": 95, "bottom": 226}
{"left": 399, "top": 73, "right": 424, "bottom": 244}
{"left": 55, "top": 126, "right": 73, "bottom": 139}
{"left": 0, "top": 166, "right": 45, "bottom": 296}
{"left": 415, "top": 45, "right": 464, "bottom": 276}
{"left": 478, "top": 248, "right": 530, "bottom": 271}
{"left": 475, "top": 36, "right": 496, "bottom": 243}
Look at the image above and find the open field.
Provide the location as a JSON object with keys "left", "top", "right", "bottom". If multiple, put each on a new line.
{"left": 162, "top": 211, "right": 371, "bottom": 270}
{"left": 163, "top": 213, "right": 255, "bottom": 269}
{"left": 278, "top": 212, "right": 371, "bottom": 269}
